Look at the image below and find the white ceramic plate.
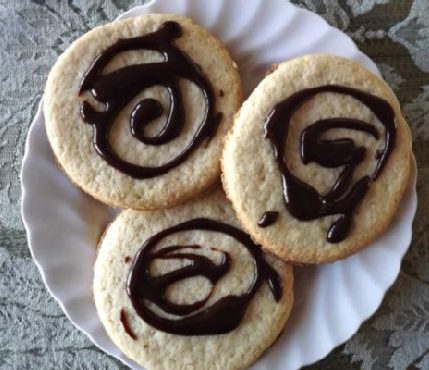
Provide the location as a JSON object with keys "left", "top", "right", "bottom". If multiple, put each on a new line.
{"left": 21, "top": 0, "right": 418, "bottom": 369}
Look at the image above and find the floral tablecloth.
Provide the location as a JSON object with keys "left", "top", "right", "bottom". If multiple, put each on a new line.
{"left": 1, "top": 1, "right": 428, "bottom": 369}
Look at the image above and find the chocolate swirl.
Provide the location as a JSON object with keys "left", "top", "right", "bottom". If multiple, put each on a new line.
{"left": 265, "top": 85, "right": 396, "bottom": 243}
{"left": 79, "top": 21, "right": 222, "bottom": 178}
{"left": 127, "top": 218, "right": 282, "bottom": 336}
{"left": 120, "top": 309, "right": 137, "bottom": 340}
{"left": 258, "top": 211, "right": 279, "bottom": 227}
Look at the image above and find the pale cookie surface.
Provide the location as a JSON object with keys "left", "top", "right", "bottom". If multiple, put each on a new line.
{"left": 222, "top": 54, "right": 412, "bottom": 264}
{"left": 94, "top": 190, "right": 293, "bottom": 370}
{"left": 44, "top": 14, "right": 241, "bottom": 210}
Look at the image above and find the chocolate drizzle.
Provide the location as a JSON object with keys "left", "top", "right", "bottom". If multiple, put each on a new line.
{"left": 120, "top": 309, "right": 137, "bottom": 340}
{"left": 264, "top": 85, "right": 396, "bottom": 243}
{"left": 258, "top": 211, "right": 279, "bottom": 227}
{"left": 79, "top": 21, "right": 222, "bottom": 178}
{"left": 127, "top": 218, "right": 282, "bottom": 336}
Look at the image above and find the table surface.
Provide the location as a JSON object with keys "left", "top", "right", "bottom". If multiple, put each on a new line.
{"left": 1, "top": 0, "right": 428, "bottom": 369}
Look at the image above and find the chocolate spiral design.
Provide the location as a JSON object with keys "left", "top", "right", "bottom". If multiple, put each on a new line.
{"left": 79, "top": 21, "right": 222, "bottom": 178}
{"left": 264, "top": 85, "right": 396, "bottom": 243}
{"left": 127, "top": 218, "right": 282, "bottom": 336}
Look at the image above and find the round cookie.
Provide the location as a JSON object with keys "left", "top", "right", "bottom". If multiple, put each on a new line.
{"left": 44, "top": 14, "right": 241, "bottom": 210}
{"left": 222, "top": 54, "right": 412, "bottom": 264}
{"left": 94, "top": 190, "right": 293, "bottom": 370}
